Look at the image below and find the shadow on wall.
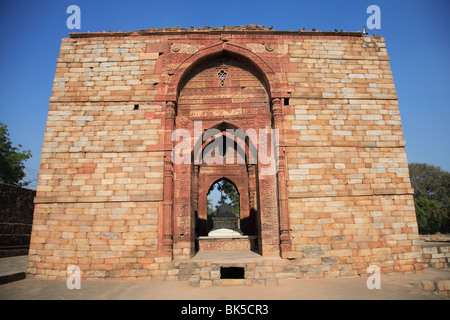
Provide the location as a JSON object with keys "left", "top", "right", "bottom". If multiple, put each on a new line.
{"left": 0, "top": 183, "right": 36, "bottom": 257}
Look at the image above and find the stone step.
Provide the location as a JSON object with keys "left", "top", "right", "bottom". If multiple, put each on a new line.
{"left": 174, "top": 251, "right": 280, "bottom": 286}
{"left": 419, "top": 279, "right": 450, "bottom": 298}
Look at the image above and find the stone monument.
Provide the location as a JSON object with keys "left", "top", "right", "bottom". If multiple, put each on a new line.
{"left": 208, "top": 203, "right": 243, "bottom": 237}
{"left": 27, "top": 25, "right": 423, "bottom": 281}
{"left": 198, "top": 203, "right": 257, "bottom": 251}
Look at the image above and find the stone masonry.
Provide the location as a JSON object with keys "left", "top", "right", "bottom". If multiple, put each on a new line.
{"left": 27, "top": 26, "right": 423, "bottom": 281}
{"left": 0, "top": 184, "right": 35, "bottom": 257}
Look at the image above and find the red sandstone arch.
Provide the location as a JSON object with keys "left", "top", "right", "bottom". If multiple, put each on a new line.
{"left": 161, "top": 42, "right": 291, "bottom": 259}
{"left": 207, "top": 176, "right": 240, "bottom": 198}
{"left": 191, "top": 121, "right": 258, "bottom": 166}
{"left": 165, "top": 41, "right": 283, "bottom": 102}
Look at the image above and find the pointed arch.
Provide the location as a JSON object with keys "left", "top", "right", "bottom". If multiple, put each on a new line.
{"left": 168, "top": 41, "right": 289, "bottom": 258}
{"left": 191, "top": 121, "right": 258, "bottom": 166}
{"left": 166, "top": 41, "right": 282, "bottom": 102}
{"left": 207, "top": 176, "right": 240, "bottom": 197}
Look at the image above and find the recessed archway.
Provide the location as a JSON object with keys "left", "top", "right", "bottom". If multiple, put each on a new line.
{"left": 168, "top": 48, "right": 287, "bottom": 259}
{"left": 195, "top": 131, "right": 255, "bottom": 236}
{"left": 165, "top": 41, "right": 282, "bottom": 102}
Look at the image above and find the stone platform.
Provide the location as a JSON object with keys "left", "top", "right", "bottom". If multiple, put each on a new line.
{"left": 175, "top": 250, "right": 281, "bottom": 287}
{"left": 197, "top": 235, "right": 257, "bottom": 251}
{"left": 191, "top": 250, "right": 263, "bottom": 262}
{"left": 420, "top": 241, "right": 450, "bottom": 269}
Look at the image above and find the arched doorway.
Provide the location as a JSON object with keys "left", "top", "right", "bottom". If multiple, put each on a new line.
{"left": 167, "top": 49, "right": 288, "bottom": 259}
{"left": 194, "top": 124, "right": 257, "bottom": 232}
{"left": 206, "top": 177, "right": 240, "bottom": 231}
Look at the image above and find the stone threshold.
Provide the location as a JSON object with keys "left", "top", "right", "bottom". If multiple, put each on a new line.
{"left": 173, "top": 250, "right": 282, "bottom": 287}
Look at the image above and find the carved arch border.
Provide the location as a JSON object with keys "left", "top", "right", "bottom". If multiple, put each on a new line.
{"left": 160, "top": 41, "right": 292, "bottom": 258}
{"left": 165, "top": 41, "right": 283, "bottom": 102}
{"left": 191, "top": 121, "right": 259, "bottom": 167}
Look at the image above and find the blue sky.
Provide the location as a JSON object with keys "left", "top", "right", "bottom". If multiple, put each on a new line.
{"left": 0, "top": 0, "right": 449, "bottom": 189}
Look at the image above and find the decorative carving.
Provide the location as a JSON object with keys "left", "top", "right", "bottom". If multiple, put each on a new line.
{"left": 217, "top": 69, "right": 227, "bottom": 86}
{"left": 171, "top": 44, "right": 180, "bottom": 52}
{"left": 271, "top": 98, "right": 282, "bottom": 117}
{"left": 161, "top": 101, "right": 177, "bottom": 257}
{"left": 194, "top": 165, "right": 200, "bottom": 211}
{"left": 164, "top": 155, "right": 173, "bottom": 177}
{"left": 247, "top": 164, "right": 255, "bottom": 176}
{"left": 265, "top": 44, "right": 274, "bottom": 51}
{"left": 165, "top": 101, "right": 176, "bottom": 119}
{"left": 276, "top": 145, "right": 291, "bottom": 253}
{"left": 278, "top": 151, "right": 286, "bottom": 172}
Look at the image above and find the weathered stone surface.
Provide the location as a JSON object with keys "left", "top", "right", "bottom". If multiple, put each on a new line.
{"left": 0, "top": 184, "right": 35, "bottom": 257}
{"left": 28, "top": 26, "right": 421, "bottom": 282}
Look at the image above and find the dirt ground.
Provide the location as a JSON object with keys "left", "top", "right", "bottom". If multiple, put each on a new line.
{"left": 0, "top": 267, "right": 448, "bottom": 300}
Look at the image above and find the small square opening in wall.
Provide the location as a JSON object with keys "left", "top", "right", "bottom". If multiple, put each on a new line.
{"left": 284, "top": 98, "right": 290, "bottom": 106}
{"left": 133, "top": 104, "right": 139, "bottom": 110}
{"left": 220, "top": 267, "right": 245, "bottom": 279}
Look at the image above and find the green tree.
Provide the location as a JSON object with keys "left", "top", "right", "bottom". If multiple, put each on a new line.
{"left": 0, "top": 123, "right": 32, "bottom": 186}
{"left": 207, "top": 198, "right": 213, "bottom": 215}
{"left": 409, "top": 163, "right": 450, "bottom": 234}
{"left": 414, "top": 196, "right": 440, "bottom": 234}
{"left": 207, "top": 179, "right": 240, "bottom": 217}
{"left": 216, "top": 179, "right": 240, "bottom": 217}
{"left": 409, "top": 163, "right": 450, "bottom": 204}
